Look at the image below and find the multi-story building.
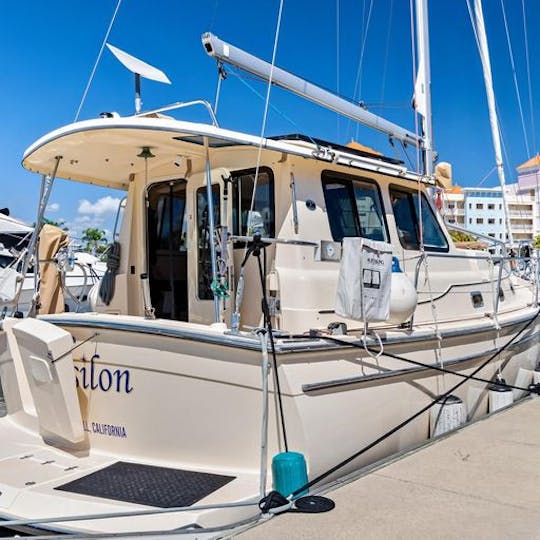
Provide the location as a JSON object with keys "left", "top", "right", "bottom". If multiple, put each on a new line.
{"left": 462, "top": 187, "right": 505, "bottom": 242}
{"left": 440, "top": 156, "right": 540, "bottom": 249}
{"left": 442, "top": 186, "right": 465, "bottom": 227}
{"left": 505, "top": 182, "right": 535, "bottom": 246}
{"left": 517, "top": 154, "right": 540, "bottom": 238}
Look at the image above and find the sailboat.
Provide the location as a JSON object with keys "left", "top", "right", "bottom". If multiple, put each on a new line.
{"left": 0, "top": 0, "right": 538, "bottom": 536}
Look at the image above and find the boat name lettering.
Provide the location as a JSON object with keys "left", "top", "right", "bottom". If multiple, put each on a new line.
{"left": 74, "top": 354, "right": 134, "bottom": 394}
{"left": 83, "top": 420, "right": 127, "bottom": 438}
{"left": 366, "top": 256, "right": 384, "bottom": 266}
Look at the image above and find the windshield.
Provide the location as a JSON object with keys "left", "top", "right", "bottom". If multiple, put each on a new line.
{"left": 390, "top": 186, "right": 448, "bottom": 251}
{"left": 322, "top": 171, "right": 387, "bottom": 242}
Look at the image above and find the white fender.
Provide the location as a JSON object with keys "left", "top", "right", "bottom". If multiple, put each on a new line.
{"left": 388, "top": 257, "right": 417, "bottom": 324}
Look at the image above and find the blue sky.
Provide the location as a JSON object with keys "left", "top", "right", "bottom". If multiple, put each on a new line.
{"left": 1, "top": 0, "right": 539, "bottom": 240}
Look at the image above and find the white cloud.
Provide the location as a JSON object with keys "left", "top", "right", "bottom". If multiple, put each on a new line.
{"left": 74, "top": 215, "right": 92, "bottom": 224}
{"left": 65, "top": 215, "right": 108, "bottom": 242}
{"left": 78, "top": 196, "right": 121, "bottom": 216}
{"left": 46, "top": 202, "right": 60, "bottom": 212}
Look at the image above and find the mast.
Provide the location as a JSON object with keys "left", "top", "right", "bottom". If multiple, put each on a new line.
{"left": 473, "top": 0, "right": 514, "bottom": 246}
{"left": 414, "top": 0, "right": 434, "bottom": 177}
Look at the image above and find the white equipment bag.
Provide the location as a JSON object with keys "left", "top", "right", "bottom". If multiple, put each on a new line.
{"left": 0, "top": 267, "right": 22, "bottom": 304}
{"left": 335, "top": 237, "right": 393, "bottom": 321}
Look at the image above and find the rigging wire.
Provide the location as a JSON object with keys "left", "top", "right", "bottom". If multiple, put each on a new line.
{"left": 255, "top": 245, "right": 289, "bottom": 453}
{"left": 238, "top": 238, "right": 289, "bottom": 453}
{"left": 500, "top": 0, "right": 530, "bottom": 158}
{"left": 409, "top": 0, "right": 445, "bottom": 393}
{"left": 209, "top": 0, "right": 220, "bottom": 32}
{"left": 290, "top": 310, "right": 540, "bottom": 498}
{"left": 379, "top": 0, "right": 395, "bottom": 106}
{"left": 521, "top": 0, "right": 540, "bottom": 238}
{"left": 74, "top": 0, "right": 123, "bottom": 122}
{"left": 465, "top": 2, "right": 482, "bottom": 82}
{"left": 499, "top": 120, "right": 532, "bottom": 238}
{"left": 351, "top": 0, "right": 374, "bottom": 141}
{"left": 522, "top": 0, "right": 536, "bottom": 155}
{"left": 336, "top": 0, "right": 340, "bottom": 140}
{"left": 247, "top": 0, "right": 284, "bottom": 234}
{"left": 213, "top": 62, "right": 225, "bottom": 115}
{"left": 227, "top": 69, "right": 318, "bottom": 145}
{"left": 466, "top": 0, "right": 515, "bottom": 247}
{"left": 362, "top": 101, "right": 409, "bottom": 110}
{"left": 475, "top": 165, "right": 498, "bottom": 187}
{"left": 399, "top": 140, "right": 416, "bottom": 171}
{"left": 466, "top": 3, "right": 514, "bottom": 203}
{"left": 321, "top": 334, "right": 538, "bottom": 396}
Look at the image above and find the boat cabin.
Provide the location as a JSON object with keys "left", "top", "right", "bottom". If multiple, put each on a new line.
{"left": 21, "top": 114, "right": 518, "bottom": 334}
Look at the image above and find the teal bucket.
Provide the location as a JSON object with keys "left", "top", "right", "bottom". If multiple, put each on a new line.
{"left": 272, "top": 451, "right": 308, "bottom": 497}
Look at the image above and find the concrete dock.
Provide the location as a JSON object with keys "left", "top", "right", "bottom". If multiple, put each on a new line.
{"left": 238, "top": 398, "right": 540, "bottom": 539}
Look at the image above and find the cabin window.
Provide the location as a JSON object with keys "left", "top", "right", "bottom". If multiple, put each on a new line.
{"left": 154, "top": 194, "right": 186, "bottom": 251}
{"left": 232, "top": 167, "right": 275, "bottom": 244}
{"left": 322, "top": 171, "right": 387, "bottom": 242}
{"left": 197, "top": 185, "right": 220, "bottom": 299}
{"left": 390, "top": 186, "right": 448, "bottom": 251}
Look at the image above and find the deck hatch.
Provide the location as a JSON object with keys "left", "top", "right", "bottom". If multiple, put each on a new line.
{"left": 55, "top": 461, "right": 235, "bottom": 508}
{"left": 172, "top": 135, "right": 244, "bottom": 147}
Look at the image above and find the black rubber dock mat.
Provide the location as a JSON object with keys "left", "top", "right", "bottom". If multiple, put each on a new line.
{"left": 55, "top": 461, "right": 235, "bottom": 508}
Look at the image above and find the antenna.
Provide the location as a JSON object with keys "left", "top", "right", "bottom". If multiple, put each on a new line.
{"left": 106, "top": 43, "right": 171, "bottom": 114}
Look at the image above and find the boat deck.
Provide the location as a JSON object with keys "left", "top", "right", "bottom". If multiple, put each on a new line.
{"left": 238, "top": 397, "right": 540, "bottom": 539}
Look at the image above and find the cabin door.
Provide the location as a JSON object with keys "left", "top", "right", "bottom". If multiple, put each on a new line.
{"left": 146, "top": 180, "right": 188, "bottom": 321}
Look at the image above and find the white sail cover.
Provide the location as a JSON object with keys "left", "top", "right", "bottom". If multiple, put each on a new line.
{"left": 0, "top": 214, "right": 32, "bottom": 235}
{"left": 0, "top": 267, "right": 21, "bottom": 303}
{"left": 413, "top": 56, "right": 427, "bottom": 118}
{"left": 335, "top": 238, "right": 393, "bottom": 321}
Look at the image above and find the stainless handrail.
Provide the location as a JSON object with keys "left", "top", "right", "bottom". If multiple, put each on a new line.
{"left": 407, "top": 249, "right": 523, "bottom": 330}
{"left": 445, "top": 221, "right": 506, "bottom": 248}
{"left": 230, "top": 234, "right": 319, "bottom": 247}
{"left": 137, "top": 100, "right": 220, "bottom": 127}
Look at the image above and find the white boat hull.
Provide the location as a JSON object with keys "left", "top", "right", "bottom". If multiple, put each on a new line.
{"left": 0, "top": 310, "right": 537, "bottom": 534}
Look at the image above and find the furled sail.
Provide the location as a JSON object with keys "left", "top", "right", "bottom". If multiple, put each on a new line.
{"left": 472, "top": 0, "right": 513, "bottom": 246}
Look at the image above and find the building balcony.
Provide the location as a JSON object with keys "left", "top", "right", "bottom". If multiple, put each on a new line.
{"left": 510, "top": 225, "right": 534, "bottom": 232}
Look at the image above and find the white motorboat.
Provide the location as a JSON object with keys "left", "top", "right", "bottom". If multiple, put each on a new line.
{"left": 0, "top": 213, "right": 106, "bottom": 315}
{"left": 0, "top": 1, "right": 538, "bottom": 537}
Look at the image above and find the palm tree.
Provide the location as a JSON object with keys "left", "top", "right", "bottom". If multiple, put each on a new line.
{"left": 82, "top": 227, "right": 107, "bottom": 255}
{"left": 449, "top": 230, "right": 474, "bottom": 243}
{"left": 40, "top": 218, "right": 69, "bottom": 231}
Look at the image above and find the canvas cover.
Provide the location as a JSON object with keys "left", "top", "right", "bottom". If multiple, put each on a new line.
{"left": 38, "top": 224, "right": 68, "bottom": 314}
